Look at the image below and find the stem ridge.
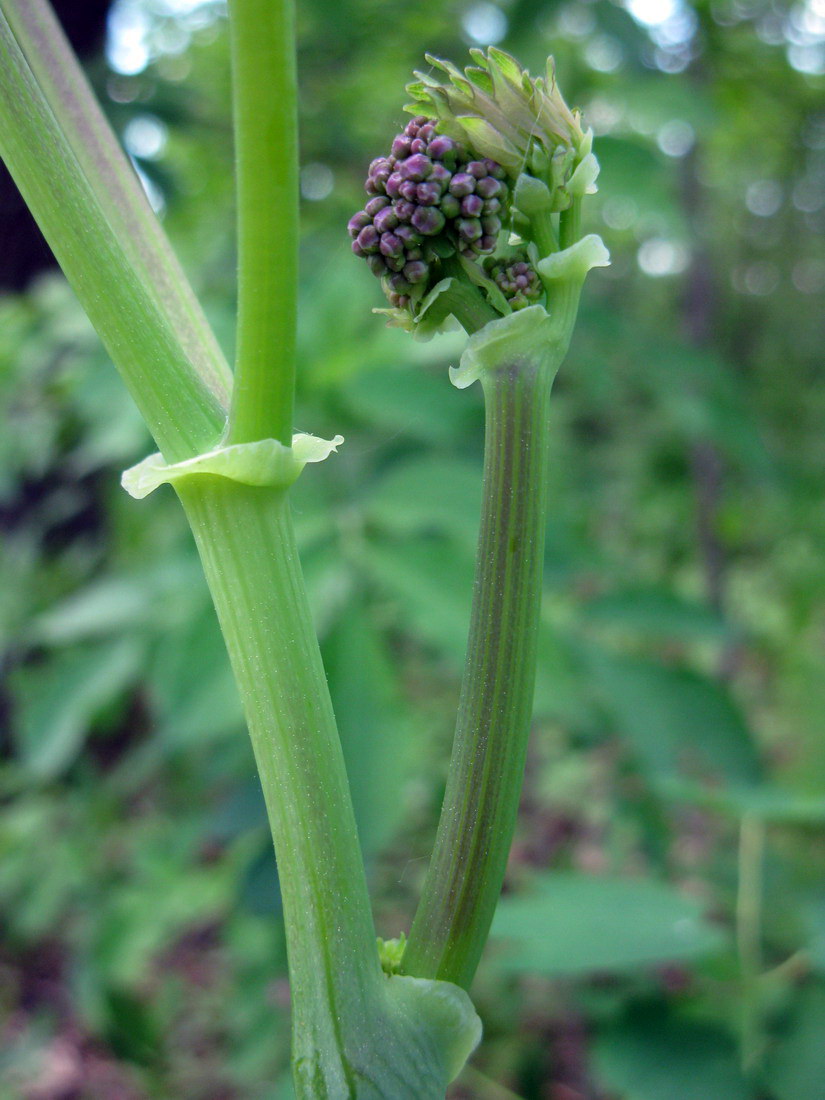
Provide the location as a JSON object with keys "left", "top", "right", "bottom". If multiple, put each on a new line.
{"left": 404, "top": 355, "right": 555, "bottom": 988}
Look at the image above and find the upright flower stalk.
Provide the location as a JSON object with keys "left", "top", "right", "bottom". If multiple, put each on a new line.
{"left": 226, "top": 0, "right": 298, "bottom": 445}
{"left": 349, "top": 48, "right": 609, "bottom": 989}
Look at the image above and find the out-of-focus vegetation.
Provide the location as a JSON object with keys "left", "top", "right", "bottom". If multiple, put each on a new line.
{"left": 1, "top": 0, "right": 824, "bottom": 1096}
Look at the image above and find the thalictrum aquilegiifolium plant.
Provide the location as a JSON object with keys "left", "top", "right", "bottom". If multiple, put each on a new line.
{"left": 0, "top": 1, "right": 607, "bottom": 1094}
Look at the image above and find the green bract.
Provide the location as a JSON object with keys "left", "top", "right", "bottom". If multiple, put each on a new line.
{"left": 449, "top": 305, "right": 556, "bottom": 389}
{"left": 121, "top": 432, "right": 344, "bottom": 499}
{"left": 407, "top": 48, "right": 588, "bottom": 177}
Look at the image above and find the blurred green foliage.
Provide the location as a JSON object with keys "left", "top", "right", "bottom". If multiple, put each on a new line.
{"left": 1, "top": 0, "right": 824, "bottom": 1096}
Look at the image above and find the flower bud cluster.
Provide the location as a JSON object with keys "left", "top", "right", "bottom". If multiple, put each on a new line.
{"left": 348, "top": 116, "right": 509, "bottom": 308}
{"left": 483, "top": 253, "right": 543, "bottom": 311}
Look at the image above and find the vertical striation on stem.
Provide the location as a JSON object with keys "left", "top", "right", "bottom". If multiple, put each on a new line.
{"left": 403, "top": 351, "right": 557, "bottom": 989}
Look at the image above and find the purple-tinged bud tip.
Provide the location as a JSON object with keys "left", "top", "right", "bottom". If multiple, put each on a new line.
{"left": 380, "top": 232, "right": 404, "bottom": 258}
{"left": 348, "top": 211, "right": 371, "bottom": 238}
{"left": 356, "top": 225, "right": 381, "bottom": 252}
{"left": 373, "top": 206, "right": 399, "bottom": 234}
{"left": 400, "top": 154, "right": 433, "bottom": 182}
{"left": 428, "top": 135, "right": 456, "bottom": 160}
{"left": 461, "top": 194, "right": 484, "bottom": 218}
{"left": 458, "top": 218, "right": 483, "bottom": 242}
{"left": 416, "top": 181, "right": 443, "bottom": 206}
{"left": 475, "top": 177, "right": 502, "bottom": 199}
{"left": 365, "top": 196, "right": 390, "bottom": 216}
{"left": 403, "top": 260, "right": 429, "bottom": 284}
{"left": 411, "top": 206, "right": 446, "bottom": 236}
{"left": 449, "top": 173, "right": 476, "bottom": 198}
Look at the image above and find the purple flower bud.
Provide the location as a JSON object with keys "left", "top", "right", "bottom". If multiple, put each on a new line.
{"left": 403, "top": 260, "right": 429, "bottom": 284}
{"left": 481, "top": 215, "right": 501, "bottom": 235}
{"left": 399, "top": 179, "right": 419, "bottom": 201}
{"left": 385, "top": 172, "right": 403, "bottom": 198}
{"left": 483, "top": 198, "right": 502, "bottom": 214}
{"left": 449, "top": 173, "right": 476, "bottom": 197}
{"left": 475, "top": 177, "right": 502, "bottom": 199}
{"left": 388, "top": 273, "right": 412, "bottom": 294}
{"left": 416, "top": 181, "right": 442, "bottom": 206}
{"left": 365, "top": 196, "right": 390, "bottom": 216}
{"left": 367, "top": 254, "right": 387, "bottom": 275}
{"left": 480, "top": 234, "right": 497, "bottom": 251}
{"left": 395, "top": 200, "right": 415, "bottom": 222}
{"left": 351, "top": 239, "right": 365, "bottom": 257}
{"left": 368, "top": 158, "right": 393, "bottom": 191}
{"left": 380, "top": 232, "right": 404, "bottom": 258}
{"left": 374, "top": 206, "right": 399, "bottom": 234}
{"left": 430, "top": 163, "right": 451, "bottom": 185}
{"left": 428, "top": 135, "right": 456, "bottom": 160}
{"left": 467, "top": 161, "right": 488, "bottom": 179}
{"left": 356, "top": 225, "right": 380, "bottom": 252}
{"left": 407, "top": 115, "right": 428, "bottom": 131}
{"left": 347, "top": 211, "right": 371, "bottom": 238}
{"left": 458, "top": 218, "right": 482, "bottom": 242}
{"left": 400, "top": 154, "right": 433, "bottom": 182}
{"left": 485, "top": 160, "right": 507, "bottom": 181}
{"left": 410, "top": 137, "right": 427, "bottom": 155}
{"left": 367, "top": 198, "right": 393, "bottom": 218}
{"left": 391, "top": 136, "right": 411, "bottom": 158}
{"left": 461, "top": 194, "right": 484, "bottom": 218}
{"left": 411, "top": 206, "right": 446, "bottom": 236}
{"left": 419, "top": 123, "right": 436, "bottom": 142}
{"left": 440, "top": 194, "right": 461, "bottom": 219}
{"left": 405, "top": 246, "right": 423, "bottom": 260}
{"left": 395, "top": 225, "right": 421, "bottom": 245}
{"left": 385, "top": 254, "right": 405, "bottom": 272}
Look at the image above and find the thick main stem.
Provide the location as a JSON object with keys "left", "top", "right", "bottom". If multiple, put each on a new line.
{"left": 226, "top": 0, "right": 298, "bottom": 446}
{"left": 3, "top": 0, "right": 232, "bottom": 409}
{"left": 0, "top": 8, "right": 225, "bottom": 461}
{"left": 176, "top": 481, "right": 386, "bottom": 1093}
{"left": 403, "top": 354, "right": 556, "bottom": 989}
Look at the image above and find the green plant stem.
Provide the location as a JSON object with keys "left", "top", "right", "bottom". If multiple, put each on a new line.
{"left": 176, "top": 480, "right": 481, "bottom": 1097}
{"left": 404, "top": 246, "right": 591, "bottom": 988}
{"left": 529, "top": 208, "right": 558, "bottom": 257}
{"left": 226, "top": 0, "right": 298, "bottom": 446}
{"left": 0, "top": 9, "right": 224, "bottom": 461}
{"left": 439, "top": 257, "right": 501, "bottom": 334}
{"left": 737, "top": 813, "right": 765, "bottom": 1074}
{"left": 403, "top": 349, "right": 556, "bottom": 988}
{"left": 177, "top": 480, "right": 387, "bottom": 1091}
{"left": 2, "top": 0, "right": 232, "bottom": 409}
{"left": 559, "top": 198, "right": 581, "bottom": 249}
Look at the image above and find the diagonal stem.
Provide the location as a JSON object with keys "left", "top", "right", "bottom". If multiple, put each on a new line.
{"left": 3, "top": 0, "right": 232, "bottom": 409}
{"left": 0, "top": 7, "right": 225, "bottom": 461}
